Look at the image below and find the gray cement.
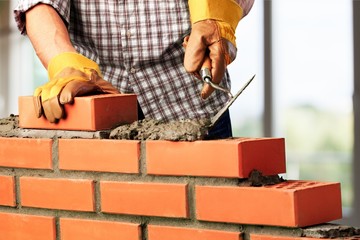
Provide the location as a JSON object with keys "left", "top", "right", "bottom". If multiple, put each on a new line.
{"left": 0, "top": 116, "right": 210, "bottom": 141}
{"left": 238, "top": 170, "right": 284, "bottom": 187}
{"left": 109, "top": 118, "right": 210, "bottom": 141}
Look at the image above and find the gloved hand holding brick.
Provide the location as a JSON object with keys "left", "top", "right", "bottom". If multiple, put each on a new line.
{"left": 34, "top": 52, "right": 120, "bottom": 123}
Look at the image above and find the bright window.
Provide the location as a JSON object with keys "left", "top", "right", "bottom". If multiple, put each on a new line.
{"left": 272, "top": 0, "right": 354, "bottom": 211}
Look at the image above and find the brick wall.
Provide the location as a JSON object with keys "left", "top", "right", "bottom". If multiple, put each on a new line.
{"left": 0, "top": 95, "right": 358, "bottom": 240}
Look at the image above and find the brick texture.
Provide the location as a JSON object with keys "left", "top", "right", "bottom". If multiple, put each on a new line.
{"left": 18, "top": 94, "right": 138, "bottom": 131}
{"left": 101, "top": 181, "right": 189, "bottom": 218}
{"left": 20, "top": 177, "right": 95, "bottom": 212}
{"left": 0, "top": 137, "right": 52, "bottom": 169}
{"left": 146, "top": 138, "right": 286, "bottom": 178}
{"left": 0, "top": 212, "right": 55, "bottom": 240}
{"left": 60, "top": 218, "right": 141, "bottom": 240}
{"left": 0, "top": 115, "right": 353, "bottom": 239}
{"left": 0, "top": 175, "right": 16, "bottom": 206}
{"left": 148, "top": 225, "right": 241, "bottom": 240}
{"left": 196, "top": 180, "right": 342, "bottom": 227}
{"left": 59, "top": 139, "right": 140, "bottom": 173}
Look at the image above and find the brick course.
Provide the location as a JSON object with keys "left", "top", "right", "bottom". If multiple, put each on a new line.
{"left": 0, "top": 104, "right": 356, "bottom": 240}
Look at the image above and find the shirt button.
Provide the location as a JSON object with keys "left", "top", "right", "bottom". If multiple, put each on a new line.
{"left": 130, "top": 67, "right": 137, "bottom": 73}
{"left": 126, "top": 30, "right": 132, "bottom": 38}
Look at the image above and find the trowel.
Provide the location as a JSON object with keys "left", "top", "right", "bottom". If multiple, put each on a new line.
{"left": 207, "top": 74, "right": 255, "bottom": 129}
{"left": 199, "top": 59, "right": 255, "bottom": 129}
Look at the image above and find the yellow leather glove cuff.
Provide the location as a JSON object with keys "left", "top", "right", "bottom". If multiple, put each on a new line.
{"left": 34, "top": 52, "right": 102, "bottom": 101}
{"left": 47, "top": 52, "right": 102, "bottom": 80}
{"left": 188, "top": 0, "right": 243, "bottom": 46}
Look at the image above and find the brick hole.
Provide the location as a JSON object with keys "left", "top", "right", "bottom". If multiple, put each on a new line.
{"left": 303, "top": 182, "right": 316, "bottom": 187}
{"left": 267, "top": 181, "right": 323, "bottom": 190}
{"left": 267, "top": 182, "right": 289, "bottom": 189}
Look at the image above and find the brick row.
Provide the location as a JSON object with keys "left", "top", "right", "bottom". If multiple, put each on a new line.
{"left": 3, "top": 176, "right": 340, "bottom": 227}
{"left": 0, "top": 213, "right": 246, "bottom": 240}
{"left": 0, "top": 213, "right": 358, "bottom": 240}
{"left": 0, "top": 136, "right": 286, "bottom": 178}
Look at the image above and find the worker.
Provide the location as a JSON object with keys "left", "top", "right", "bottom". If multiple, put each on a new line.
{"left": 14, "top": 0, "right": 254, "bottom": 139}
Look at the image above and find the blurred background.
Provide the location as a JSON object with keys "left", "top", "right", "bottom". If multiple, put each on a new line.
{"left": 0, "top": 0, "right": 359, "bottom": 227}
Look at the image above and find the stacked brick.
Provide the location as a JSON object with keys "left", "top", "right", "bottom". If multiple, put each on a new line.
{"left": 0, "top": 95, "right": 357, "bottom": 240}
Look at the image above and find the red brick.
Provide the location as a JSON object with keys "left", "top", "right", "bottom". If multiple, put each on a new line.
{"left": 101, "top": 181, "right": 188, "bottom": 218}
{"left": 18, "top": 94, "right": 137, "bottom": 131}
{"left": 0, "top": 175, "right": 16, "bottom": 206}
{"left": 148, "top": 225, "right": 241, "bottom": 240}
{"left": 20, "top": 177, "right": 95, "bottom": 212}
{"left": 146, "top": 138, "right": 286, "bottom": 178}
{"left": 59, "top": 139, "right": 140, "bottom": 173}
{"left": 0, "top": 137, "right": 52, "bottom": 169}
{"left": 60, "top": 218, "right": 141, "bottom": 240}
{"left": 250, "top": 234, "right": 360, "bottom": 240}
{"left": 196, "top": 180, "right": 342, "bottom": 227}
{"left": 0, "top": 212, "right": 55, "bottom": 240}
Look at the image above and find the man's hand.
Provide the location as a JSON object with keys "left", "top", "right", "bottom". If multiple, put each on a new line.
{"left": 184, "top": 0, "right": 254, "bottom": 99}
{"left": 34, "top": 52, "right": 120, "bottom": 123}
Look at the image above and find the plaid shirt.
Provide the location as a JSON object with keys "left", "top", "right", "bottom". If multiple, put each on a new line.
{"left": 14, "top": 0, "right": 244, "bottom": 121}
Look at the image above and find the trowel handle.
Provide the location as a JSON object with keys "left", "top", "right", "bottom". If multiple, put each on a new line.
{"left": 199, "top": 55, "right": 212, "bottom": 83}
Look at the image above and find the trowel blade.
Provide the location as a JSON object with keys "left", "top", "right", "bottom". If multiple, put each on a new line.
{"left": 209, "top": 74, "right": 255, "bottom": 129}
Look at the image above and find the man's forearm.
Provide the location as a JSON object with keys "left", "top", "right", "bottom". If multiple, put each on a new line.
{"left": 25, "top": 3, "right": 76, "bottom": 68}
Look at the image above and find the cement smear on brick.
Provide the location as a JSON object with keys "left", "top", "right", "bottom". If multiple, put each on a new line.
{"left": 238, "top": 170, "right": 284, "bottom": 187}
{"left": 109, "top": 118, "right": 211, "bottom": 141}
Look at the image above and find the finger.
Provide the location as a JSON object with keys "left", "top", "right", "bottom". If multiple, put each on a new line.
{"left": 183, "top": 32, "right": 207, "bottom": 73}
{"left": 209, "top": 41, "right": 227, "bottom": 85}
{"left": 42, "top": 98, "right": 57, "bottom": 123}
{"left": 200, "top": 83, "right": 215, "bottom": 100}
{"left": 33, "top": 95, "right": 43, "bottom": 118}
{"left": 48, "top": 96, "right": 65, "bottom": 120}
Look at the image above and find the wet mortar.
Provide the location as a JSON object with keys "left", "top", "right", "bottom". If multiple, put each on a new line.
{"left": 109, "top": 118, "right": 211, "bottom": 141}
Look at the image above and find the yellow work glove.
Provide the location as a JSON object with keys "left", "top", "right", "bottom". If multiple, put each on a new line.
{"left": 34, "top": 52, "right": 120, "bottom": 123}
{"left": 184, "top": 0, "right": 248, "bottom": 99}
